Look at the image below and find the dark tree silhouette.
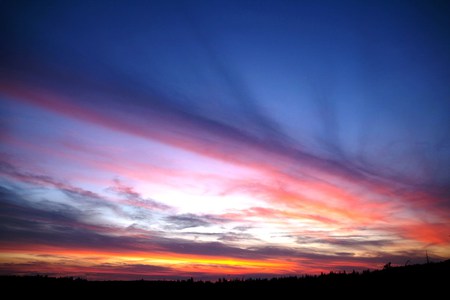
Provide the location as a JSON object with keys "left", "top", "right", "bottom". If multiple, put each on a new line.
{"left": 1, "top": 260, "right": 448, "bottom": 297}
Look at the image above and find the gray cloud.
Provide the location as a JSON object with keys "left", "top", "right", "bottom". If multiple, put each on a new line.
{"left": 164, "top": 213, "right": 226, "bottom": 230}
{"left": 296, "top": 235, "right": 395, "bottom": 249}
{"left": 218, "top": 232, "right": 257, "bottom": 243}
{"left": 0, "top": 160, "right": 167, "bottom": 225}
{"left": 0, "top": 160, "right": 117, "bottom": 210}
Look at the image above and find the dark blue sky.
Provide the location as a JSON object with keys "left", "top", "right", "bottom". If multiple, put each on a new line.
{"left": 2, "top": 0, "right": 449, "bottom": 185}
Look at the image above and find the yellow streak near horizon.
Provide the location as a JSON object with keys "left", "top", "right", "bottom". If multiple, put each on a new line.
{"left": 0, "top": 249, "right": 295, "bottom": 273}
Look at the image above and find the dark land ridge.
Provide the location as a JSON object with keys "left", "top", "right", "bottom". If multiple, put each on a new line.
{"left": 2, "top": 260, "right": 449, "bottom": 296}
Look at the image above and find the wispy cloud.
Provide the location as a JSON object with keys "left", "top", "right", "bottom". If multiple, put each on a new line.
{"left": 108, "top": 179, "right": 172, "bottom": 211}
{"left": 164, "top": 213, "right": 226, "bottom": 230}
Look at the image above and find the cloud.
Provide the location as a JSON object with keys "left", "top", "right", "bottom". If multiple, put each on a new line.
{"left": 108, "top": 179, "right": 172, "bottom": 211}
{"left": 0, "top": 185, "right": 406, "bottom": 265}
{"left": 218, "top": 232, "right": 257, "bottom": 243}
{"left": 0, "top": 185, "right": 79, "bottom": 228}
{"left": 296, "top": 235, "right": 395, "bottom": 249}
{"left": 2, "top": 0, "right": 450, "bottom": 193}
{"left": 164, "top": 213, "right": 226, "bottom": 230}
{"left": 0, "top": 185, "right": 285, "bottom": 260}
{"left": 2, "top": 184, "right": 444, "bottom": 279}
{"left": 0, "top": 261, "right": 176, "bottom": 280}
{"left": 1, "top": 160, "right": 109, "bottom": 205}
{"left": 0, "top": 160, "right": 177, "bottom": 227}
{"left": 0, "top": 186, "right": 145, "bottom": 251}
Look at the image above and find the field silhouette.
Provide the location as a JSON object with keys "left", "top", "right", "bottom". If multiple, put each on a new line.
{"left": 2, "top": 260, "right": 448, "bottom": 296}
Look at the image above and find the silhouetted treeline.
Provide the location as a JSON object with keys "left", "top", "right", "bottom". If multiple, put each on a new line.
{"left": 2, "top": 260, "right": 449, "bottom": 296}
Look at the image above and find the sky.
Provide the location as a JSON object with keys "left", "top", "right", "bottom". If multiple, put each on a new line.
{"left": 0, "top": 0, "right": 449, "bottom": 280}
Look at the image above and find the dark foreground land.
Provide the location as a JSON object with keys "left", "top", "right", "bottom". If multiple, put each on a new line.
{"left": 2, "top": 260, "right": 449, "bottom": 296}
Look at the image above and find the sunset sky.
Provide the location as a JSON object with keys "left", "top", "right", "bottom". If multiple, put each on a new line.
{"left": 1, "top": 0, "right": 449, "bottom": 280}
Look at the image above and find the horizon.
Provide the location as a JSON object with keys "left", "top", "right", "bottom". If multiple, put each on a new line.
{"left": 1, "top": 0, "right": 450, "bottom": 280}
{"left": 1, "top": 259, "right": 449, "bottom": 282}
